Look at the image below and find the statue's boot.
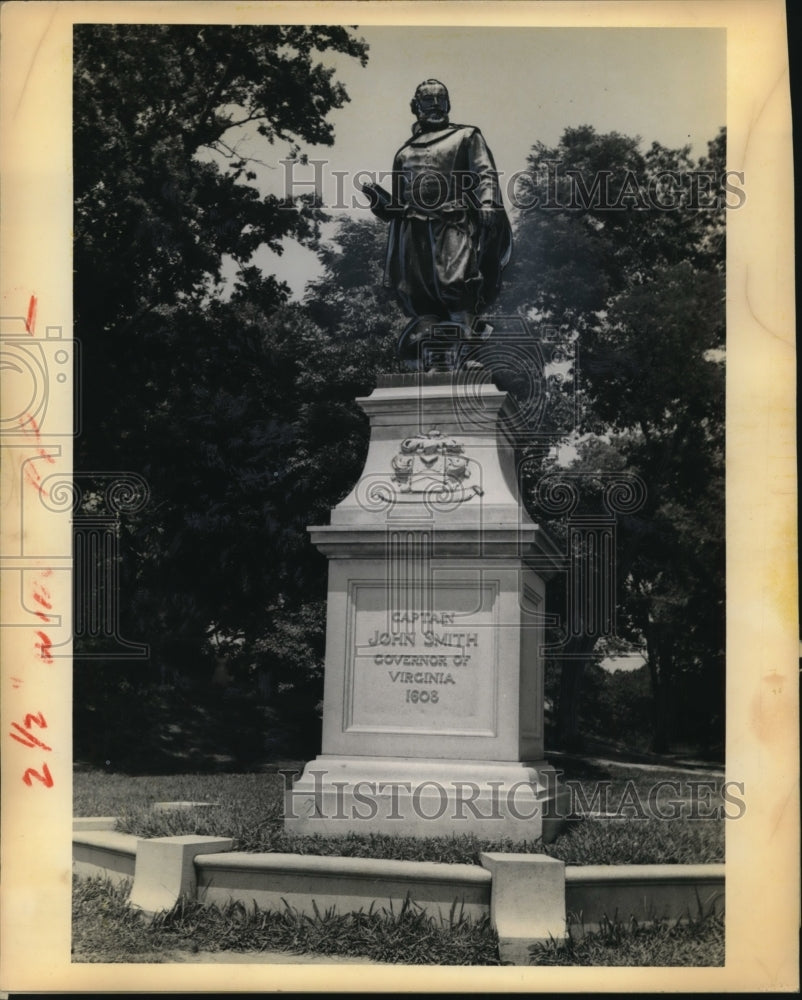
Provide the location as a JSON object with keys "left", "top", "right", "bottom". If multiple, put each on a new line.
{"left": 448, "top": 311, "right": 494, "bottom": 341}
{"left": 398, "top": 315, "right": 440, "bottom": 368}
{"left": 447, "top": 310, "right": 474, "bottom": 337}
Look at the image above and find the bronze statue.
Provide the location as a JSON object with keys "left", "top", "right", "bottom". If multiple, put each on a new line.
{"left": 363, "top": 80, "right": 512, "bottom": 366}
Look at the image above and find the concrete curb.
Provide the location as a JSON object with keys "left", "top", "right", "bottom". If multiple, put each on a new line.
{"left": 565, "top": 863, "right": 725, "bottom": 931}
{"left": 72, "top": 817, "right": 725, "bottom": 964}
{"left": 73, "top": 829, "right": 140, "bottom": 885}
{"left": 195, "top": 851, "right": 491, "bottom": 922}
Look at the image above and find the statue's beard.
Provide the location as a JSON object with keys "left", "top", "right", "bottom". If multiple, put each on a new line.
{"left": 417, "top": 110, "right": 449, "bottom": 129}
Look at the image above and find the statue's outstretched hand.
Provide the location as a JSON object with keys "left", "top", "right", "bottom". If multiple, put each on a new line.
{"left": 362, "top": 181, "right": 394, "bottom": 221}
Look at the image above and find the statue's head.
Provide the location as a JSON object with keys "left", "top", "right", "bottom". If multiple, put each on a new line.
{"left": 410, "top": 79, "right": 450, "bottom": 127}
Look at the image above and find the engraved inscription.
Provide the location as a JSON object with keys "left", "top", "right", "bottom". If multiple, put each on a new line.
{"left": 345, "top": 582, "right": 497, "bottom": 735}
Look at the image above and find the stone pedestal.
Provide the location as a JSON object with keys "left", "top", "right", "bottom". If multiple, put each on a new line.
{"left": 285, "top": 373, "right": 567, "bottom": 841}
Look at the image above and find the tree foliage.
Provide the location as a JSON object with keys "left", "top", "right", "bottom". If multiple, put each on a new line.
{"left": 74, "top": 23, "right": 368, "bottom": 472}
{"left": 501, "top": 126, "right": 726, "bottom": 751}
{"left": 73, "top": 24, "right": 374, "bottom": 756}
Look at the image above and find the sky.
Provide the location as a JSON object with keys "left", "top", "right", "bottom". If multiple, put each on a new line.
{"left": 221, "top": 25, "right": 726, "bottom": 296}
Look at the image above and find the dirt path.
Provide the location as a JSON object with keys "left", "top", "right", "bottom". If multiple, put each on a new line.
{"left": 549, "top": 748, "right": 724, "bottom": 776}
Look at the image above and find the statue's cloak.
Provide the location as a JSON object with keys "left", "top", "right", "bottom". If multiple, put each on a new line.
{"left": 377, "top": 124, "right": 513, "bottom": 319}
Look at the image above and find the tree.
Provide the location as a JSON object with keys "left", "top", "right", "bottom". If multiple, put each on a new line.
{"left": 73, "top": 25, "right": 374, "bottom": 752}
{"left": 595, "top": 263, "right": 724, "bottom": 752}
{"left": 501, "top": 126, "right": 726, "bottom": 751}
{"left": 74, "top": 23, "right": 368, "bottom": 473}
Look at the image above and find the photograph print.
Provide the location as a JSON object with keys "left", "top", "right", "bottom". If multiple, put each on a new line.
{"left": 0, "top": 3, "right": 795, "bottom": 992}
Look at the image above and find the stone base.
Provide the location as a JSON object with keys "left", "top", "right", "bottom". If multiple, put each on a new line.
{"left": 284, "top": 755, "right": 568, "bottom": 843}
{"left": 128, "top": 835, "right": 234, "bottom": 918}
{"left": 480, "top": 852, "right": 567, "bottom": 960}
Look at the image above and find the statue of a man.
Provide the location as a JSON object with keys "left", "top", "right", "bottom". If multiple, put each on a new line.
{"left": 364, "top": 80, "right": 512, "bottom": 364}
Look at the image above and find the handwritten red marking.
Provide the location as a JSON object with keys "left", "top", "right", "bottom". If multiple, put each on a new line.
{"left": 11, "top": 677, "right": 23, "bottom": 688}
{"left": 33, "top": 585, "right": 52, "bottom": 622}
{"left": 23, "top": 463, "right": 48, "bottom": 499}
{"left": 41, "top": 568, "right": 52, "bottom": 578}
{"left": 24, "top": 295, "right": 37, "bottom": 335}
{"left": 34, "top": 631, "right": 53, "bottom": 663}
{"left": 24, "top": 711, "right": 46, "bottom": 729}
{"left": 15, "top": 412, "right": 54, "bottom": 461}
{"left": 10, "top": 723, "right": 51, "bottom": 751}
{"left": 22, "top": 763, "right": 53, "bottom": 787}
{"left": 32, "top": 590, "right": 52, "bottom": 610}
{"left": 17, "top": 411, "right": 42, "bottom": 442}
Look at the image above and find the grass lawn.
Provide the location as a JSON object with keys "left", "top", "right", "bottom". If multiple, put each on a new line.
{"left": 73, "top": 760, "right": 725, "bottom": 866}
{"left": 72, "top": 876, "right": 501, "bottom": 965}
{"left": 72, "top": 875, "right": 724, "bottom": 966}
{"left": 73, "top": 759, "right": 725, "bottom": 965}
{"left": 530, "top": 909, "right": 724, "bottom": 967}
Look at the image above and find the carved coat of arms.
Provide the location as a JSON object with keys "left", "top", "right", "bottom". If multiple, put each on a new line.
{"left": 390, "top": 429, "right": 483, "bottom": 499}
